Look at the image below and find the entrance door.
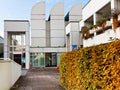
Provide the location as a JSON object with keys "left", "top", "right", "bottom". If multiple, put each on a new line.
{"left": 52, "top": 53, "right": 57, "bottom": 67}
{"left": 14, "top": 54, "right": 21, "bottom": 65}
{"left": 45, "top": 53, "right": 57, "bottom": 67}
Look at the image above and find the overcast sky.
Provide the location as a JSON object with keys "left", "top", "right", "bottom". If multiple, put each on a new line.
{"left": 0, "top": 0, "right": 89, "bottom": 37}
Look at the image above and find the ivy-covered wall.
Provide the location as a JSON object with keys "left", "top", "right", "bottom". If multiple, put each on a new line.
{"left": 60, "top": 40, "right": 120, "bottom": 90}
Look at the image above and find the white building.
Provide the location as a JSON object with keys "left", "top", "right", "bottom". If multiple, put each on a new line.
{"left": 4, "top": 20, "right": 30, "bottom": 69}
{"left": 30, "top": 2, "right": 66, "bottom": 67}
{"left": 65, "top": 3, "right": 82, "bottom": 51}
{"left": 80, "top": 0, "right": 120, "bottom": 47}
{"left": 65, "top": 0, "right": 120, "bottom": 49}
{"left": 4, "top": 0, "right": 120, "bottom": 69}
{"left": 4, "top": 2, "right": 82, "bottom": 69}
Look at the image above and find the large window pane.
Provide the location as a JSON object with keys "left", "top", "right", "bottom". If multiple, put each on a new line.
{"left": 9, "top": 33, "right": 25, "bottom": 46}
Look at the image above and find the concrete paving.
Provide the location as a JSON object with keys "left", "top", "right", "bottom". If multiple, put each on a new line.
{"left": 11, "top": 67, "right": 65, "bottom": 90}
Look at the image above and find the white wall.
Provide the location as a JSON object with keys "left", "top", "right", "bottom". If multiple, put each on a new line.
{"left": 69, "top": 3, "right": 82, "bottom": 22}
{"left": 66, "top": 22, "right": 82, "bottom": 51}
{"left": 50, "top": 2, "right": 65, "bottom": 47}
{"left": 83, "top": 27, "right": 120, "bottom": 47}
{"left": 31, "top": 2, "right": 46, "bottom": 47}
{"left": 4, "top": 20, "right": 29, "bottom": 32}
{"left": 0, "top": 59, "right": 21, "bottom": 90}
{"left": 65, "top": 3, "right": 82, "bottom": 51}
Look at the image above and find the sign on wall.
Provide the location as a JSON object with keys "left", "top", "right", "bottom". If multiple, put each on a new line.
{"left": 72, "top": 45, "right": 78, "bottom": 50}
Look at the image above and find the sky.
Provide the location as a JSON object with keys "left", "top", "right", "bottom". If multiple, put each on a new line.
{"left": 0, "top": 0, "right": 89, "bottom": 37}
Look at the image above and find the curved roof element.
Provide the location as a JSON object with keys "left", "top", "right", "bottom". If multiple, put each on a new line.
{"left": 69, "top": 3, "right": 82, "bottom": 15}
{"left": 31, "top": 2, "right": 45, "bottom": 15}
{"left": 69, "top": 3, "right": 82, "bottom": 21}
{"left": 50, "top": 2, "right": 64, "bottom": 15}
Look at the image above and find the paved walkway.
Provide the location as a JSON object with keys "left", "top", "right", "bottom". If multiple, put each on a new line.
{"left": 11, "top": 67, "right": 65, "bottom": 90}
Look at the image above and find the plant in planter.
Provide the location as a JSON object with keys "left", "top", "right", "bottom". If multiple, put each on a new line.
{"left": 111, "top": 9, "right": 120, "bottom": 32}
{"left": 97, "top": 18, "right": 107, "bottom": 32}
{"left": 93, "top": 25, "right": 98, "bottom": 30}
{"left": 81, "top": 26, "right": 89, "bottom": 39}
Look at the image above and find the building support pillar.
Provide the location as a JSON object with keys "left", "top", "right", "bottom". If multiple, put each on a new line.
{"left": 25, "top": 31, "right": 30, "bottom": 69}
{"left": 4, "top": 31, "right": 9, "bottom": 59}
{"left": 93, "top": 13, "right": 97, "bottom": 25}
{"left": 111, "top": 0, "right": 118, "bottom": 10}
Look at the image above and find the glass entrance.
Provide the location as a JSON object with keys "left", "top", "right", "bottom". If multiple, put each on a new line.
{"left": 45, "top": 53, "right": 57, "bottom": 67}
{"left": 9, "top": 32, "right": 26, "bottom": 68}
{"left": 30, "top": 52, "right": 57, "bottom": 67}
{"left": 31, "top": 53, "right": 45, "bottom": 67}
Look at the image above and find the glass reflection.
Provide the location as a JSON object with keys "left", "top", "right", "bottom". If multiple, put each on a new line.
{"left": 10, "top": 33, "right": 25, "bottom": 46}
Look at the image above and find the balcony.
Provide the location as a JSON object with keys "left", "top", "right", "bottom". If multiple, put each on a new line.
{"left": 82, "top": 19, "right": 119, "bottom": 40}
{"left": 83, "top": 18, "right": 120, "bottom": 47}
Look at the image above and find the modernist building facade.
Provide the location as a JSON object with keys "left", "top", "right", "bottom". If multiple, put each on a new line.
{"left": 65, "top": 3, "right": 82, "bottom": 51}
{"left": 4, "top": 0, "right": 120, "bottom": 69}
{"left": 30, "top": 2, "right": 66, "bottom": 68}
{"left": 66, "top": 0, "right": 120, "bottom": 49}
{"left": 4, "top": 2, "right": 82, "bottom": 69}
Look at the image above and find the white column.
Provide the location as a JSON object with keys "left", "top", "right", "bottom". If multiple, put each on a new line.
{"left": 93, "top": 13, "right": 97, "bottom": 25}
{"left": 111, "top": 0, "right": 117, "bottom": 9}
{"left": 4, "top": 31, "right": 8, "bottom": 59}
{"left": 25, "top": 31, "right": 30, "bottom": 69}
{"left": 66, "top": 35, "right": 68, "bottom": 51}
{"left": 69, "top": 22, "right": 80, "bottom": 51}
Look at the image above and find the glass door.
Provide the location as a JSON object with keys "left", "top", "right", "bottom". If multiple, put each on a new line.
{"left": 31, "top": 53, "right": 45, "bottom": 67}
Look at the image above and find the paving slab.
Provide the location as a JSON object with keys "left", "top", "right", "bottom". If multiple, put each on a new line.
{"left": 11, "top": 67, "right": 65, "bottom": 90}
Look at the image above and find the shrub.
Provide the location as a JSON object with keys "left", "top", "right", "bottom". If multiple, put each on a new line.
{"left": 60, "top": 39, "right": 120, "bottom": 90}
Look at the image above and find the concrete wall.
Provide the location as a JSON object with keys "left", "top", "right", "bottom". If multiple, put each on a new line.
{"left": 66, "top": 22, "right": 82, "bottom": 51}
{"left": 0, "top": 59, "right": 21, "bottom": 90}
{"left": 83, "top": 27, "right": 120, "bottom": 47}
{"left": 31, "top": 2, "right": 46, "bottom": 47}
{"left": 69, "top": 3, "right": 82, "bottom": 22}
{"left": 50, "top": 2, "right": 65, "bottom": 47}
{"left": 65, "top": 3, "right": 82, "bottom": 51}
{"left": 4, "top": 20, "right": 29, "bottom": 32}
{"left": 46, "top": 21, "right": 50, "bottom": 47}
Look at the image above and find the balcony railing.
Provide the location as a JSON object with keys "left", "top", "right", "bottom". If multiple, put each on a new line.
{"left": 84, "top": 14, "right": 120, "bottom": 40}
